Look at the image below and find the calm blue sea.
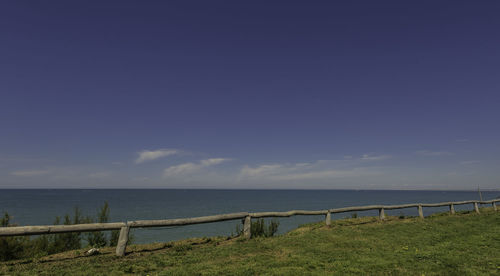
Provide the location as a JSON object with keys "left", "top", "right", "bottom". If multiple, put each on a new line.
{"left": 0, "top": 189, "right": 497, "bottom": 244}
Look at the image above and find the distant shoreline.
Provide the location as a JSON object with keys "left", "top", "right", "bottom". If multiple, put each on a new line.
{"left": 0, "top": 188, "right": 499, "bottom": 192}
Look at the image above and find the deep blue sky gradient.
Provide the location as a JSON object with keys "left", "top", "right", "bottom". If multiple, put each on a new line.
{"left": 1, "top": 1, "right": 499, "bottom": 189}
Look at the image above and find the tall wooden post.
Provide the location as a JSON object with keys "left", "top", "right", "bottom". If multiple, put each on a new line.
{"left": 418, "top": 205, "right": 424, "bottom": 219}
{"left": 379, "top": 208, "right": 385, "bottom": 220}
{"left": 325, "top": 211, "right": 331, "bottom": 227}
{"left": 474, "top": 202, "right": 480, "bottom": 214}
{"left": 449, "top": 204, "right": 455, "bottom": 215}
{"left": 115, "top": 225, "right": 130, "bottom": 257}
{"left": 243, "top": 216, "right": 251, "bottom": 239}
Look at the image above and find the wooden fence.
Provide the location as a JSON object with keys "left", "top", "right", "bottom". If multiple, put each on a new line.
{"left": 0, "top": 199, "right": 498, "bottom": 257}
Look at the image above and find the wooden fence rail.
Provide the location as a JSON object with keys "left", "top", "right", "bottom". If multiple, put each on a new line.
{"left": 1, "top": 199, "right": 498, "bottom": 256}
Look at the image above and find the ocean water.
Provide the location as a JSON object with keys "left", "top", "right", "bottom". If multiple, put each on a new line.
{"left": 0, "top": 189, "right": 497, "bottom": 244}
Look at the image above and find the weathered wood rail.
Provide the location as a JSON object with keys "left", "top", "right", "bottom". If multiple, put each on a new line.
{"left": 0, "top": 199, "right": 498, "bottom": 256}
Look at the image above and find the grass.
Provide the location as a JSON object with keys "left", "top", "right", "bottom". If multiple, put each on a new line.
{"left": 1, "top": 208, "right": 499, "bottom": 275}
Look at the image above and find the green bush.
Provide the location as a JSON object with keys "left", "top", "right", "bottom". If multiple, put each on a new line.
{"left": 0, "top": 213, "right": 29, "bottom": 261}
{"left": 109, "top": 229, "right": 120, "bottom": 246}
{"left": 86, "top": 202, "right": 110, "bottom": 247}
{"left": 0, "top": 202, "right": 127, "bottom": 261}
{"left": 235, "top": 218, "right": 280, "bottom": 238}
{"left": 51, "top": 208, "right": 87, "bottom": 252}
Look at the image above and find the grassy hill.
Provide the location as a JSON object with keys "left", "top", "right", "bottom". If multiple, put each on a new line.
{"left": 1, "top": 208, "right": 499, "bottom": 275}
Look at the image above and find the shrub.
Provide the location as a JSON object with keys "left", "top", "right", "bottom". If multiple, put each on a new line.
{"left": 1, "top": 202, "right": 128, "bottom": 260}
{"left": 234, "top": 218, "right": 280, "bottom": 238}
{"left": 46, "top": 207, "right": 87, "bottom": 254}
{"left": 0, "top": 213, "right": 29, "bottom": 261}
{"left": 86, "top": 202, "right": 130, "bottom": 247}
{"left": 109, "top": 230, "right": 120, "bottom": 246}
{"left": 86, "top": 202, "right": 110, "bottom": 247}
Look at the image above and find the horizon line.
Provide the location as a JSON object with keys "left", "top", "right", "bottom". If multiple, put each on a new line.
{"left": 0, "top": 188, "right": 498, "bottom": 192}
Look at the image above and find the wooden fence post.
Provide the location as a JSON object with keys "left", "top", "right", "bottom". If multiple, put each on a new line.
{"left": 418, "top": 205, "right": 424, "bottom": 219}
{"left": 325, "top": 211, "right": 331, "bottom": 227}
{"left": 474, "top": 202, "right": 480, "bottom": 214}
{"left": 378, "top": 208, "right": 385, "bottom": 220}
{"left": 115, "top": 224, "right": 130, "bottom": 257}
{"left": 493, "top": 202, "right": 497, "bottom": 212}
{"left": 449, "top": 204, "right": 455, "bottom": 215}
{"left": 243, "top": 216, "right": 251, "bottom": 239}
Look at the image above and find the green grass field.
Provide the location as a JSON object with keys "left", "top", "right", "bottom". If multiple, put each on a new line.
{"left": 1, "top": 208, "right": 499, "bottom": 275}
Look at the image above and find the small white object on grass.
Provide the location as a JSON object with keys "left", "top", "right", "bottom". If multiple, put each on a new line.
{"left": 85, "top": 248, "right": 100, "bottom": 256}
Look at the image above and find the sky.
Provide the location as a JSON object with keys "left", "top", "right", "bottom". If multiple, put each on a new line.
{"left": 1, "top": 1, "right": 499, "bottom": 189}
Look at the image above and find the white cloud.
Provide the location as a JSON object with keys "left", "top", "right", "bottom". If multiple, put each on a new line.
{"left": 460, "top": 160, "right": 480, "bottom": 165}
{"left": 200, "top": 158, "right": 231, "bottom": 166}
{"left": 164, "top": 162, "right": 199, "bottom": 176}
{"left": 415, "top": 150, "right": 452, "bottom": 156}
{"left": 361, "top": 154, "right": 391, "bottom": 161}
{"left": 271, "top": 168, "right": 380, "bottom": 181}
{"left": 11, "top": 170, "right": 50, "bottom": 177}
{"left": 163, "top": 158, "right": 231, "bottom": 177}
{"left": 135, "top": 149, "right": 180, "bottom": 164}
{"left": 239, "top": 160, "right": 383, "bottom": 182}
{"left": 10, "top": 167, "right": 113, "bottom": 182}
{"left": 240, "top": 164, "right": 283, "bottom": 178}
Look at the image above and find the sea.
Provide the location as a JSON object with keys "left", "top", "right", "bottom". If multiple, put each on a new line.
{"left": 0, "top": 189, "right": 497, "bottom": 244}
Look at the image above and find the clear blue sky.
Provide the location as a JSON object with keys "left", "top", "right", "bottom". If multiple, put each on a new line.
{"left": 1, "top": 1, "right": 499, "bottom": 189}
